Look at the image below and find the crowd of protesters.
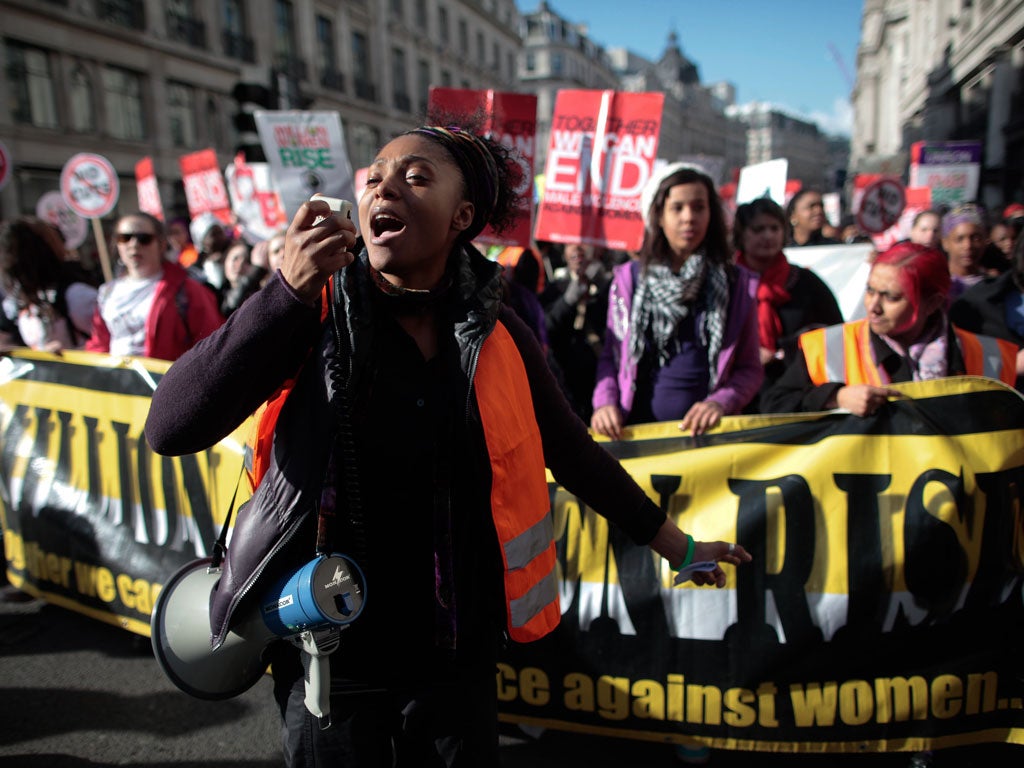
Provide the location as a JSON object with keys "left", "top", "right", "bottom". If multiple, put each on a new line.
{"left": 2, "top": 190, "right": 1022, "bottom": 421}
{"left": 1, "top": 149, "right": 1022, "bottom": 768}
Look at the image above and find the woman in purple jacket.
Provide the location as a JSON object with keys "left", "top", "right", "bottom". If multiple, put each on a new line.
{"left": 591, "top": 163, "right": 762, "bottom": 437}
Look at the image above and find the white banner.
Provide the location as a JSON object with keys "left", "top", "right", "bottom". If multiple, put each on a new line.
{"left": 784, "top": 242, "right": 875, "bottom": 321}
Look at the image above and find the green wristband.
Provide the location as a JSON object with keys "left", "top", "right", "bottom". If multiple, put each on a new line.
{"left": 672, "top": 533, "right": 695, "bottom": 571}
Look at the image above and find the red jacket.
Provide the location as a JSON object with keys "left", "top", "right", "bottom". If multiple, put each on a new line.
{"left": 86, "top": 261, "right": 223, "bottom": 361}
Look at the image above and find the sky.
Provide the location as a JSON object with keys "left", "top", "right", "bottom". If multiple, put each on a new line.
{"left": 529, "top": 0, "right": 864, "bottom": 137}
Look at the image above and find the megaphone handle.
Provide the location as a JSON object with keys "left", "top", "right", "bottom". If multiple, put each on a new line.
{"left": 299, "top": 633, "right": 332, "bottom": 730}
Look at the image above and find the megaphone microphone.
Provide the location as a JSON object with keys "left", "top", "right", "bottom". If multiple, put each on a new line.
{"left": 151, "top": 552, "right": 366, "bottom": 728}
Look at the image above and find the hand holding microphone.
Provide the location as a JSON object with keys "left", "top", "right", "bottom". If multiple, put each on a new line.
{"left": 280, "top": 194, "right": 357, "bottom": 305}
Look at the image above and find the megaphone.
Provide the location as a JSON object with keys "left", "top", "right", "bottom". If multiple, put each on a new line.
{"left": 151, "top": 552, "right": 366, "bottom": 701}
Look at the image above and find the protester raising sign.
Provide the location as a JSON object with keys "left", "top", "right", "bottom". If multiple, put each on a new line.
{"left": 254, "top": 111, "right": 355, "bottom": 220}
{"left": 428, "top": 87, "right": 537, "bottom": 248}
{"left": 534, "top": 90, "right": 664, "bottom": 251}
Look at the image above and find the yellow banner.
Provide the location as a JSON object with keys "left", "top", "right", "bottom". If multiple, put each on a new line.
{"left": 1, "top": 350, "right": 1022, "bottom": 752}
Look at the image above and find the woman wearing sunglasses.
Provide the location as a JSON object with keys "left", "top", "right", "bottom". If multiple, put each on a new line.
{"left": 85, "top": 212, "right": 223, "bottom": 361}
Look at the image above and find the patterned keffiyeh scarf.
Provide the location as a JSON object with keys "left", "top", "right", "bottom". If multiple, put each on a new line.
{"left": 628, "top": 251, "right": 730, "bottom": 388}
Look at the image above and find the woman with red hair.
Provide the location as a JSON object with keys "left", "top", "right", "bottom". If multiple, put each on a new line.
{"left": 762, "top": 241, "right": 1018, "bottom": 414}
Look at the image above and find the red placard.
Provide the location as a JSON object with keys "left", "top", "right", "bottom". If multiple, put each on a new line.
{"left": 178, "top": 148, "right": 232, "bottom": 225}
{"left": 427, "top": 87, "right": 537, "bottom": 247}
{"left": 60, "top": 153, "right": 120, "bottom": 219}
{"left": 534, "top": 90, "right": 664, "bottom": 251}
{"left": 135, "top": 156, "right": 164, "bottom": 221}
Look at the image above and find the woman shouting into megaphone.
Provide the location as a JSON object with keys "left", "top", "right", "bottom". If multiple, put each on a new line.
{"left": 145, "top": 122, "right": 751, "bottom": 768}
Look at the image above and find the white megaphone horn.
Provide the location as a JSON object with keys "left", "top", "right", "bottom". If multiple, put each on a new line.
{"left": 150, "top": 552, "right": 366, "bottom": 701}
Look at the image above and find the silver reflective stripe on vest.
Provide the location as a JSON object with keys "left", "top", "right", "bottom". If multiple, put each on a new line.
{"left": 504, "top": 513, "right": 554, "bottom": 571}
{"left": 976, "top": 334, "right": 1004, "bottom": 379}
{"left": 510, "top": 561, "right": 558, "bottom": 629}
{"left": 824, "top": 324, "right": 848, "bottom": 382}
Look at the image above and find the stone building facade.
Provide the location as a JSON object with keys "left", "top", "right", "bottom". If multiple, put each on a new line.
{"left": 0, "top": 0, "right": 521, "bottom": 223}
{"left": 851, "top": 0, "right": 1024, "bottom": 208}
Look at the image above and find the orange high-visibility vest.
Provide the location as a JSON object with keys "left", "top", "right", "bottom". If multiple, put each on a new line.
{"left": 800, "top": 319, "right": 1017, "bottom": 386}
{"left": 475, "top": 320, "right": 560, "bottom": 642}
{"left": 244, "top": 316, "right": 560, "bottom": 643}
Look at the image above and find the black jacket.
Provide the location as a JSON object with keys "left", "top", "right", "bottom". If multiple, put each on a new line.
{"left": 145, "top": 245, "right": 664, "bottom": 665}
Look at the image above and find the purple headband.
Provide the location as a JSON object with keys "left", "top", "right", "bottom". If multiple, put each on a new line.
{"left": 941, "top": 204, "right": 984, "bottom": 238}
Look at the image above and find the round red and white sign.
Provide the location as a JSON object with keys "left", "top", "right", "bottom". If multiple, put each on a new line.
{"left": 0, "top": 139, "right": 11, "bottom": 191}
{"left": 61, "top": 153, "right": 120, "bottom": 219}
{"left": 856, "top": 177, "right": 906, "bottom": 235}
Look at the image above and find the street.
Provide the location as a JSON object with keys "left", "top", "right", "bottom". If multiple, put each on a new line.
{"left": 0, "top": 582, "right": 1019, "bottom": 768}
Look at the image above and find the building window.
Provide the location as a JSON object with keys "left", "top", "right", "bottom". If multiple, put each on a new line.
{"left": 167, "top": 81, "right": 196, "bottom": 148}
{"left": 391, "top": 47, "right": 409, "bottom": 112}
{"left": 525, "top": 52, "right": 535, "bottom": 72}
{"left": 441, "top": 69, "right": 451, "bottom": 87}
{"left": 273, "top": 0, "right": 306, "bottom": 79}
{"left": 492, "top": 41, "right": 500, "bottom": 71}
{"left": 167, "top": 0, "right": 206, "bottom": 48}
{"left": 390, "top": 0, "right": 403, "bottom": 19}
{"left": 438, "top": 6, "right": 449, "bottom": 44}
{"left": 222, "top": 0, "right": 254, "bottom": 61}
{"left": 69, "top": 63, "right": 96, "bottom": 132}
{"left": 551, "top": 52, "right": 563, "bottom": 76}
{"left": 317, "top": 15, "right": 343, "bottom": 91}
{"left": 414, "top": 0, "right": 427, "bottom": 29}
{"left": 349, "top": 123, "right": 381, "bottom": 170}
{"left": 352, "top": 31, "right": 375, "bottom": 101}
{"left": 102, "top": 65, "right": 145, "bottom": 140}
{"left": 206, "top": 95, "right": 226, "bottom": 150}
{"left": 98, "top": 0, "right": 145, "bottom": 29}
{"left": 458, "top": 18, "right": 468, "bottom": 52}
{"left": 476, "top": 31, "right": 485, "bottom": 65}
{"left": 417, "top": 58, "right": 430, "bottom": 115}
{"left": 6, "top": 41, "right": 59, "bottom": 128}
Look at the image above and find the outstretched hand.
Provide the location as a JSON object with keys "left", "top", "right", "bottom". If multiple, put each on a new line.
{"left": 279, "top": 199, "right": 358, "bottom": 305}
{"left": 648, "top": 518, "right": 752, "bottom": 588}
{"left": 686, "top": 539, "right": 752, "bottom": 587}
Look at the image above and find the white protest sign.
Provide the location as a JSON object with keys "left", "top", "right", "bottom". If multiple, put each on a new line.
{"left": 909, "top": 141, "right": 982, "bottom": 207}
{"left": 224, "top": 154, "right": 287, "bottom": 244}
{"left": 60, "top": 153, "right": 120, "bottom": 219}
{"left": 785, "top": 242, "right": 875, "bottom": 322}
{"left": 36, "top": 191, "right": 88, "bottom": 250}
{"left": 255, "top": 111, "right": 355, "bottom": 220}
{"left": 856, "top": 176, "right": 906, "bottom": 235}
{"left": 736, "top": 158, "right": 788, "bottom": 205}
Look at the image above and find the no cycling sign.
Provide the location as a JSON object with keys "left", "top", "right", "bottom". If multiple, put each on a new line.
{"left": 61, "top": 153, "right": 120, "bottom": 219}
{"left": 856, "top": 176, "right": 906, "bottom": 235}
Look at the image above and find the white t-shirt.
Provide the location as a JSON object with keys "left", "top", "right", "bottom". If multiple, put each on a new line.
{"left": 98, "top": 275, "right": 160, "bottom": 356}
